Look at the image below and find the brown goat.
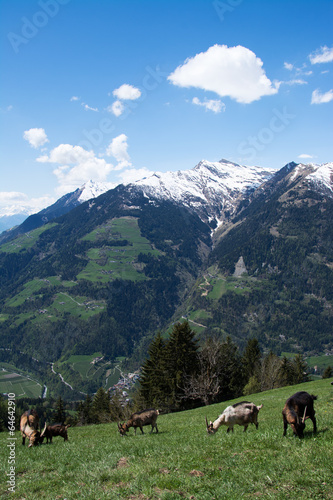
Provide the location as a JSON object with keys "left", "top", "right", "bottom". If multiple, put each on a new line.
{"left": 282, "top": 391, "right": 317, "bottom": 438}
{"left": 118, "top": 409, "right": 159, "bottom": 436}
{"left": 20, "top": 409, "right": 46, "bottom": 447}
{"left": 42, "top": 424, "right": 70, "bottom": 443}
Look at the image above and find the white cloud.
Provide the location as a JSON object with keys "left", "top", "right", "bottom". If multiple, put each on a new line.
{"left": 276, "top": 79, "right": 307, "bottom": 89}
{"left": 107, "top": 100, "right": 125, "bottom": 117}
{"left": 70, "top": 96, "right": 80, "bottom": 101}
{"left": 0, "top": 191, "right": 28, "bottom": 205}
{"left": 284, "top": 62, "right": 294, "bottom": 71}
{"left": 311, "top": 88, "right": 333, "bottom": 104}
{"left": 168, "top": 44, "right": 278, "bottom": 104}
{"left": 82, "top": 102, "right": 99, "bottom": 112}
{"left": 106, "top": 134, "right": 132, "bottom": 169}
{"left": 113, "top": 84, "right": 141, "bottom": 101}
{"left": 298, "top": 154, "right": 314, "bottom": 159}
{"left": 309, "top": 46, "right": 333, "bottom": 64}
{"left": 0, "top": 191, "right": 55, "bottom": 213}
{"left": 37, "top": 144, "right": 114, "bottom": 196}
{"left": 23, "top": 128, "right": 49, "bottom": 149}
{"left": 192, "top": 97, "right": 225, "bottom": 113}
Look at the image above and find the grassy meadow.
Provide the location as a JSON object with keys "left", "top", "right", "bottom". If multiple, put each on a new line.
{"left": 1, "top": 379, "right": 332, "bottom": 499}
{"left": 0, "top": 364, "right": 42, "bottom": 398}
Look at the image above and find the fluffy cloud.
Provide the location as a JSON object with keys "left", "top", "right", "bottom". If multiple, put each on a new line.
{"left": 192, "top": 97, "right": 225, "bottom": 113}
{"left": 284, "top": 62, "right": 294, "bottom": 71}
{"left": 0, "top": 191, "right": 55, "bottom": 213}
{"left": 113, "top": 84, "right": 141, "bottom": 100}
{"left": 106, "top": 134, "right": 132, "bottom": 169}
{"left": 311, "top": 88, "right": 333, "bottom": 104}
{"left": 168, "top": 44, "right": 278, "bottom": 104}
{"left": 107, "top": 100, "right": 125, "bottom": 117}
{"left": 298, "top": 154, "right": 314, "bottom": 159}
{"left": 309, "top": 46, "right": 333, "bottom": 64}
{"left": 37, "top": 144, "right": 114, "bottom": 196}
{"left": 23, "top": 128, "right": 49, "bottom": 149}
{"left": 0, "top": 191, "right": 28, "bottom": 205}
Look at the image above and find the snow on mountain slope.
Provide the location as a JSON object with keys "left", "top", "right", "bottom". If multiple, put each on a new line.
{"left": 306, "top": 162, "right": 333, "bottom": 194}
{"left": 77, "top": 180, "right": 113, "bottom": 202}
{"left": 129, "top": 159, "right": 275, "bottom": 223}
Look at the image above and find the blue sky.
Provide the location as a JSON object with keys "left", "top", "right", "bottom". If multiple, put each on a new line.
{"left": 1, "top": 0, "right": 332, "bottom": 212}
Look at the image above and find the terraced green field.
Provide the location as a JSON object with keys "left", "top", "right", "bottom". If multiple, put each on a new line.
{"left": 0, "top": 224, "right": 58, "bottom": 253}
{"left": 0, "top": 364, "right": 42, "bottom": 398}
{"left": 78, "top": 216, "right": 161, "bottom": 282}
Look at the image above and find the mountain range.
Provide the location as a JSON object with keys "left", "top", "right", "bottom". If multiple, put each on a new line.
{"left": 0, "top": 158, "right": 332, "bottom": 398}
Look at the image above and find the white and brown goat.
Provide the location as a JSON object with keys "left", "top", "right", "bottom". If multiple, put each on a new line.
{"left": 20, "top": 409, "right": 46, "bottom": 447}
{"left": 118, "top": 409, "right": 159, "bottom": 436}
{"left": 206, "top": 401, "right": 263, "bottom": 434}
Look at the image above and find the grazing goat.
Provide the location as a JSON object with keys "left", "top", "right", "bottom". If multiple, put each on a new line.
{"left": 206, "top": 401, "right": 263, "bottom": 434}
{"left": 43, "top": 424, "right": 70, "bottom": 443}
{"left": 20, "top": 409, "right": 46, "bottom": 447}
{"left": 118, "top": 409, "right": 159, "bottom": 436}
{"left": 282, "top": 391, "right": 317, "bottom": 438}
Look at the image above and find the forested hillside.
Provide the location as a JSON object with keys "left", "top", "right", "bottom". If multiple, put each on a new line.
{"left": 0, "top": 162, "right": 332, "bottom": 398}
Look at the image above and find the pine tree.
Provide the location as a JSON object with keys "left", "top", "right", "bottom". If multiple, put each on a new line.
{"left": 216, "top": 336, "right": 243, "bottom": 401}
{"left": 139, "top": 331, "right": 168, "bottom": 409}
{"left": 242, "top": 338, "right": 261, "bottom": 384}
{"left": 278, "top": 356, "right": 296, "bottom": 386}
{"left": 165, "top": 321, "right": 199, "bottom": 411}
{"left": 110, "top": 390, "right": 125, "bottom": 422}
{"left": 292, "top": 354, "right": 308, "bottom": 384}
{"left": 54, "top": 396, "right": 65, "bottom": 423}
{"left": 91, "top": 388, "right": 111, "bottom": 423}
{"left": 81, "top": 394, "right": 93, "bottom": 425}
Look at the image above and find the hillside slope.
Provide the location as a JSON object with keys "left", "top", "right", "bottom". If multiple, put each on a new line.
{"left": 1, "top": 379, "right": 332, "bottom": 499}
{"left": 0, "top": 160, "right": 332, "bottom": 396}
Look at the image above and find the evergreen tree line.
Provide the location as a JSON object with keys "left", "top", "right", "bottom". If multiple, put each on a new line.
{"left": 136, "top": 322, "right": 312, "bottom": 412}
{"left": 1, "top": 322, "right": 331, "bottom": 431}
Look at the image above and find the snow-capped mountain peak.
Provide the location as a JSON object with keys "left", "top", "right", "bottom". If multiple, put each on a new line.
{"left": 306, "top": 162, "right": 333, "bottom": 193}
{"left": 77, "top": 180, "right": 113, "bottom": 202}
{"left": 130, "top": 158, "right": 275, "bottom": 223}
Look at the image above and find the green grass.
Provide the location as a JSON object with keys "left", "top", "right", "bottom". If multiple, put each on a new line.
{"left": 306, "top": 355, "right": 333, "bottom": 372}
{"left": 78, "top": 217, "right": 161, "bottom": 283}
{"left": 0, "top": 224, "right": 57, "bottom": 253}
{"left": 0, "top": 364, "right": 42, "bottom": 398}
{"left": 55, "top": 354, "right": 119, "bottom": 388}
{"left": 1, "top": 379, "right": 332, "bottom": 499}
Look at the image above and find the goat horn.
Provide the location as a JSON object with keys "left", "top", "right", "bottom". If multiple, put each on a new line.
{"left": 302, "top": 406, "right": 307, "bottom": 423}
{"left": 40, "top": 422, "right": 47, "bottom": 437}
